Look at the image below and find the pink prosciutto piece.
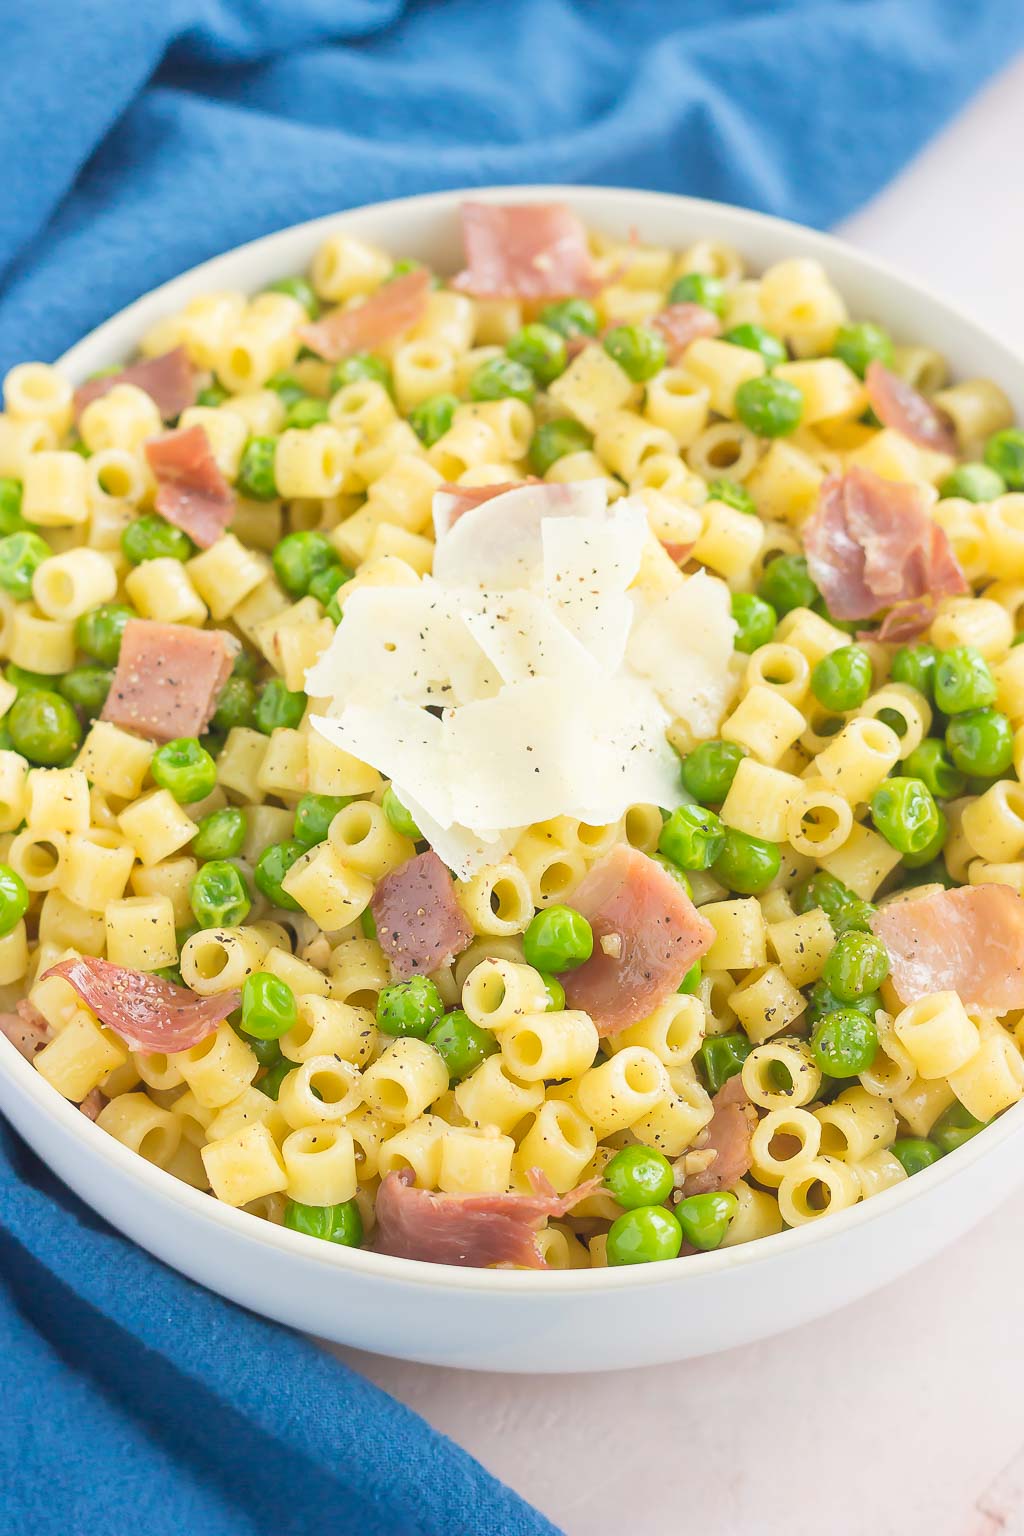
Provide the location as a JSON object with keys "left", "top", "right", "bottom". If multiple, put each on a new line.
{"left": 42, "top": 956, "right": 240, "bottom": 1054}
{"left": 560, "top": 847, "right": 715, "bottom": 1036}
{"left": 870, "top": 884, "right": 1024, "bottom": 1012}
{"left": 452, "top": 202, "right": 598, "bottom": 300}
{"left": 803, "top": 465, "right": 966, "bottom": 625}
{"left": 436, "top": 476, "right": 545, "bottom": 525}
{"left": 650, "top": 302, "right": 720, "bottom": 360}
{"left": 682, "top": 1076, "right": 756, "bottom": 1196}
{"left": 73, "top": 346, "right": 196, "bottom": 423}
{"left": 145, "top": 424, "right": 236, "bottom": 548}
{"left": 78, "top": 1088, "right": 106, "bottom": 1121}
{"left": 102, "top": 619, "right": 239, "bottom": 743}
{"left": 372, "top": 850, "right": 474, "bottom": 980}
{"left": 0, "top": 1006, "right": 50, "bottom": 1061}
{"left": 873, "top": 599, "right": 936, "bottom": 645}
{"left": 865, "top": 360, "right": 957, "bottom": 455}
{"left": 299, "top": 268, "right": 430, "bottom": 362}
{"left": 373, "top": 1167, "right": 601, "bottom": 1268}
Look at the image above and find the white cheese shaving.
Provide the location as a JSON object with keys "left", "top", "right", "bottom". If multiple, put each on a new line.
{"left": 308, "top": 480, "right": 736, "bottom": 877}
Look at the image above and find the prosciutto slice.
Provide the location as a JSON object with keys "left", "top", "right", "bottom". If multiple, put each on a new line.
{"left": 870, "top": 884, "right": 1024, "bottom": 1013}
{"left": 102, "top": 619, "right": 239, "bottom": 743}
{"left": 299, "top": 268, "right": 430, "bottom": 362}
{"left": 452, "top": 202, "right": 598, "bottom": 300}
{"left": 0, "top": 1005, "right": 50, "bottom": 1062}
{"left": 650, "top": 302, "right": 720, "bottom": 360}
{"left": 373, "top": 1167, "right": 600, "bottom": 1268}
{"left": 436, "top": 477, "right": 545, "bottom": 526}
{"left": 371, "top": 849, "right": 473, "bottom": 980}
{"left": 145, "top": 424, "right": 236, "bottom": 549}
{"left": 73, "top": 346, "right": 196, "bottom": 423}
{"left": 865, "top": 361, "right": 957, "bottom": 455}
{"left": 42, "top": 956, "right": 240, "bottom": 1055}
{"left": 681, "top": 1076, "right": 756, "bottom": 1196}
{"left": 803, "top": 465, "right": 966, "bottom": 626}
{"left": 560, "top": 847, "right": 715, "bottom": 1036}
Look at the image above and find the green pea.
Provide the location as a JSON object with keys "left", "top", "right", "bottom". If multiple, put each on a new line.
{"left": 891, "top": 1137, "right": 943, "bottom": 1176}
{"left": 58, "top": 666, "right": 112, "bottom": 718}
{"left": 308, "top": 563, "right": 353, "bottom": 609}
{"left": 793, "top": 871, "right": 874, "bottom": 932}
{"left": 190, "top": 860, "right": 251, "bottom": 929}
{"left": 731, "top": 592, "right": 776, "bottom": 655}
{"left": 757, "top": 553, "right": 818, "bottom": 617}
{"left": 945, "top": 708, "right": 1014, "bottom": 778}
{"left": 901, "top": 739, "right": 965, "bottom": 801}
{"left": 331, "top": 352, "right": 392, "bottom": 396}
{"left": 154, "top": 963, "right": 185, "bottom": 988}
{"left": 381, "top": 786, "right": 421, "bottom": 841}
{"left": 360, "top": 906, "right": 377, "bottom": 940}
{"left": 284, "top": 1198, "right": 363, "bottom": 1247}
{"left": 74, "top": 603, "right": 134, "bottom": 668}
{"left": 539, "top": 971, "right": 565, "bottom": 1011}
{"left": 658, "top": 804, "right": 724, "bottom": 872}
{"left": 506, "top": 323, "right": 568, "bottom": 384}
{"left": 0, "top": 863, "right": 29, "bottom": 936}
{"left": 735, "top": 375, "right": 803, "bottom": 437}
{"left": 890, "top": 643, "right": 938, "bottom": 701}
{"left": 236, "top": 436, "right": 279, "bottom": 501}
{"left": 715, "top": 829, "right": 781, "bottom": 895}
{"left": 377, "top": 975, "right": 445, "bottom": 1039}
{"left": 193, "top": 806, "right": 247, "bottom": 861}
{"left": 211, "top": 675, "right": 257, "bottom": 732}
{"left": 408, "top": 393, "right": 459, "bottom": 448}
{"left": 196, "top": 383, "right": 229, "bottom": 408}
{"left": 680, "top": 740, "right": 745, "bottom": 804}
{"left": 811, "top": 1008, "right": 878, "bottom": 1076}
{"left": 272, "top": 530, "right": 339, "bottom": 599}
{"left": 265, "top": 372, "right": 306, "bottom": 407}
{"left": 241, "top": 971, "right": 297, "bottom": 1041}
{"left": 822, "top": 930, "right": 889, "bottom": 1002}
{"left": 293, "top": 792, "right": 349, "bottom": 848}
{"left": 523, "top": 905, "right": 594, "bottom": 972}
{"left": 237, "top": 1028, "right": 281, "bottom": 1068}
{"left": 931, "top": 1101, "right": 988, "bottom": 1155}
{"left": 255, "top": 678, "right": 306, "bottom": 734}
{"left": 870, "top": 776, "right": 941, "bottom": 855}
{"left": 425, "top": 1009, "right": 498, "bottom": 1081}
{"left": 697, "top": 1032, "right": 752, "bottom": 1095}
{"left": 528, "top": 418, "right": 593, "bottom": 476}
{"left": 469, "top": 355, "right": 535, "bottom": 405}
{"left": 257, "top": 1058, "right": 296, "bottom": 1100}
{"left": 537, "top": 298, "right": 598, "bottom": 339}
{"left": 253, "top": 839, "right": 305, "bottom": 911}
{"left": 0, "top": 479, "right": 27, "bottom": 536}
{"left": 678, "top": 961, "right": 701, "bottom": 995}
{"left": 722, "top": 323, "right": 787, "bottom": 369}
{"left": 263, "top": 275, "right": 319, "bottom": 319}
{"left": 934, "top": 645, "right": 996, "bottom": 714}
{"left": 708, "top": 477, "right": 757, "bottom": 516}
{"left": 151, "top": 737, "right": 217, "bottom": 804}
{"left": 604, "top": 1145, "right": 674, "bottom": 1210}
{"left": 902, "top": 809, "right": 949, "bottom": 869}
{"left": 811, "top": 645, "right": 873, "bottom": 712}
{"left": 8, "top": 689, "right": 82, "bottom": 765}
{"left": 832, "top": 321, "right": 894, "bottom": 378}
{"left": 388, "top": 258, "right": 430, "bottom": 282}
{"left": 6, "top": 664, "right": 52, "bottom": 695}
{"left": 984, "top": 428, "right": 1024, "bottom": 491}
{"left": 806, "top": 979, "right": 880, "bottom": 1029}
{"left": 668, "top": 272, "right": 726, "bottom": 316}
{"left": 284, "top": 397, "right": 329, "bottom": 431}
{"left": 0, "top": 530, "right": 50, "bottom": 599}
{"left": 652, "top": 856, "right": 693, "bottom": 899}
{"left": 602, "top": 324, "right": 667, "bottom": 383}
{"left": 938, "top": 462, "right": 1006, "bottom": 503}
{"left": 675, "top": 1190, "right": 739, "bottom": 1251}
{"left": 607, "top": 1205, "right": 682, "bottom": 1265}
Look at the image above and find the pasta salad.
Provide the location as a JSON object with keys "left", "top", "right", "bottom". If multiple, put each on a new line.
{"left": 2, "top": 200, "right": 1024, "bottom": 1271}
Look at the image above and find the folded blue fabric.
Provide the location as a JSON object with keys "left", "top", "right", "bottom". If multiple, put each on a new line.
{"left": 0, "top": 3, "right": 1020, "bottom": 1532}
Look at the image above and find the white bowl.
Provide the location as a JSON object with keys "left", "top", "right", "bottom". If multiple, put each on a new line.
{"left": 3, "top": 186, "right": 1023, "bottom": 1374}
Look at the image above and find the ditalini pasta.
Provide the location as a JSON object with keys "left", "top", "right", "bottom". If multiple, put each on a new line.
{"left": 2, "top": 200, "right": 1024, "bottom": 1271}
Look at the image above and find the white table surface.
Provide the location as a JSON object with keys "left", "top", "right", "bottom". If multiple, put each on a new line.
{"left": 330, "top": 57, "right": 1024, "bottom": 1535}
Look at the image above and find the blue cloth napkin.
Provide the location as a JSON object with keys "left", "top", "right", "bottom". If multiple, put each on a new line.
{"left": 1, "top": 3, "right": 1022, "bottom": 1533}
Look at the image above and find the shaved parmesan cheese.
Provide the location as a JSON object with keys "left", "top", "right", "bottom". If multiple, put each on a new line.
{"left": 308, "top": 479, "right": 734, "bottom": 876}
{"left": 628, "top": 569, "right": 738, "bottom": 739}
